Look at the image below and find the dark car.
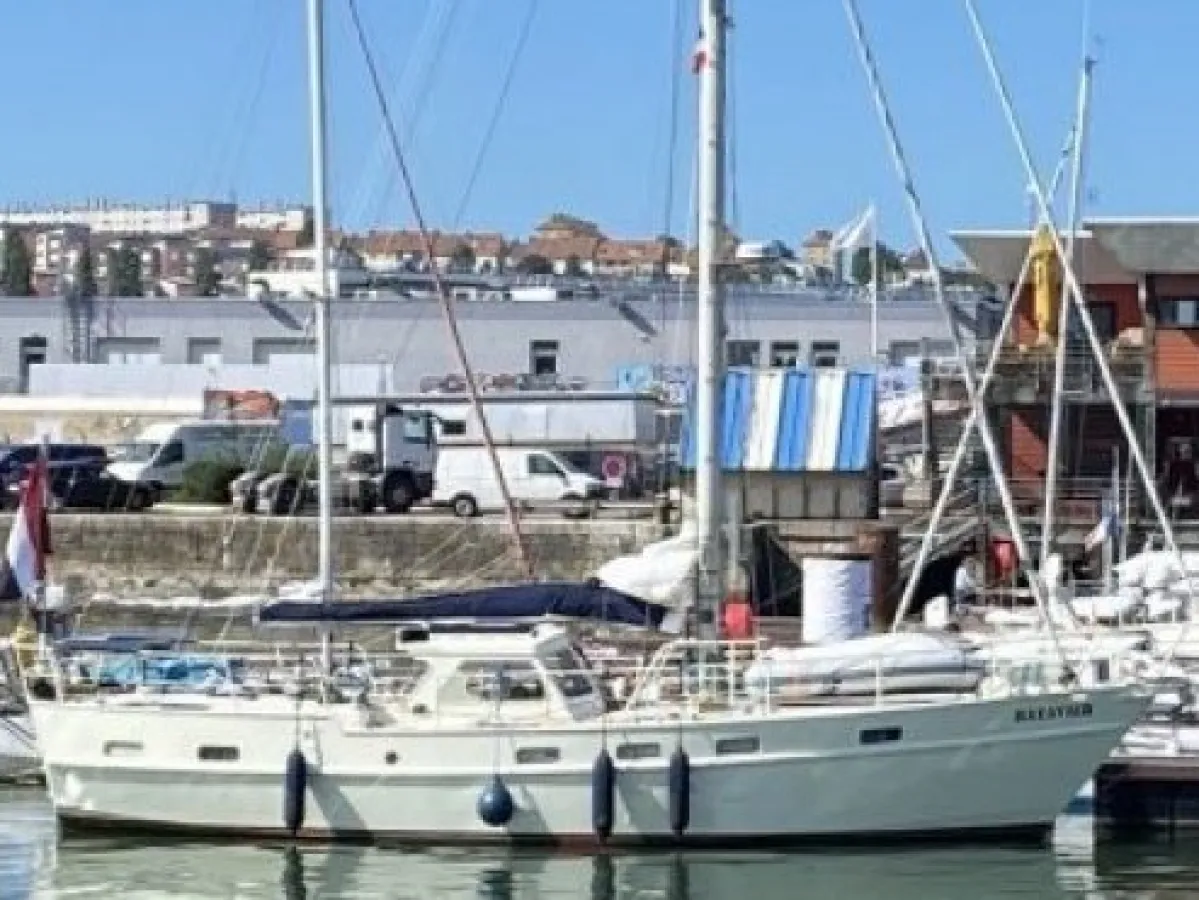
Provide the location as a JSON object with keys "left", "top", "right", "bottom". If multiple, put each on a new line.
{"left": 0, "top": 443, "right": 109, "bottom": 491}
{"left": 49, "top": 466, "right": 154, "bottom": 512}
{"left": 2, "top": 456, "right": 152, "bottom": 512}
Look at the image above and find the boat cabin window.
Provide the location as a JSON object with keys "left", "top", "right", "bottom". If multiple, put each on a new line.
{"left": 515, "top": 747, "right": 561, "bottom": 765}
{"left": 616, "top": 742, "right": 660, "bottom": 761}
{"left": 197, "top": 745, "right": 240, "bottom": 762}
{"left": 539, "top": 645, "right": 595, "bottom": 699}
{"left": 715, "top": 736, "right": 760, "bottom": 755}
{"left": 859, "top": 727, "right": 903, "bottom": 745}
{"left": 103, "top": 741, "right": 143, "bottom": 757}
{"left": 447, "top": 660, "right": 545, "bottom": 705}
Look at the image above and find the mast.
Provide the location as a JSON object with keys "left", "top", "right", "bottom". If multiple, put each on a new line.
{"left": 1039, "top": 53, "right": 1094, "bottom": 568}
{"left": 694, "top": 0, "right": 728, "bottom": 638}
{"left": 870, "top": 203, "right": 880, "bottom": 361}
{"left": 307, "top": 0, "right": 334, "bottom": 601}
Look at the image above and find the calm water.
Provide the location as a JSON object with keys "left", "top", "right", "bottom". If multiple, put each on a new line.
{"left": 0, "top": 789, "right": 1198, "bottom": 898}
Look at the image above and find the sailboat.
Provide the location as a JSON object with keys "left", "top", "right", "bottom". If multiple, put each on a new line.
{"left": 26, "top": 0, "right": 1151, "bottom": 844}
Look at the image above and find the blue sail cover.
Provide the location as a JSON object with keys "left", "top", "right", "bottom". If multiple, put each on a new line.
{"left": 257, "top": 581, "right": 669, "bottom": 629}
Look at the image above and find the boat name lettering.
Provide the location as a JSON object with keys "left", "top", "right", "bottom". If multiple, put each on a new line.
{"left": 1014, "top": 702, "right": 1092, "bottom": 723}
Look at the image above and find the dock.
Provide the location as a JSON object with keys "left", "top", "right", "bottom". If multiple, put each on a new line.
{"left": 1095, "top": 758, "right": 1199, "bottom": 836}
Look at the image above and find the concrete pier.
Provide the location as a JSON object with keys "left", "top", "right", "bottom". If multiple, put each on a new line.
{"left": 0, "top": 512, "right": 666, "bottom": 600}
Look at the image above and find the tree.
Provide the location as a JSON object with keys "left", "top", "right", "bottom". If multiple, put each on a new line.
{"left": 75, "top": 247, "right": 98, "bottom": 298}
{"left": 1, "top": 230, "right": 33, "bottom": 296}
{"left": 247, "top": 239, "right": 272, "bottom": 271}
{"left": 850, "top": 242, "right": 903, "bottom": 285}
{"left": 536, "top": 212, "right": 601, "bottom": 238}
{"left": 450, "top": 243, "right": 476, "bottom": 272}
{"left": 296, "top": 217, "right": 315, "bottom": 247}
{"left": 563, "top": 255, "right": 585, "bottom": 278}
{"left": 194, "top": 247, "right": 221, "bottom": 296}
{"left": 109, "top": 245, "right": 143, "bottom": 297}
{"left": 515, "top": 253, "right": 553, "bottom": 276}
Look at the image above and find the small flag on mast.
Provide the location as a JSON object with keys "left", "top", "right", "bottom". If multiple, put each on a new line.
{"left": 690, "top": 32, "right": 708, "bottom": 73}
{"left": 0, "top": 454, "right": 51, "bottom": 602}
{"left": 1083, "top": 457, "right": 1121, "bottom": 554}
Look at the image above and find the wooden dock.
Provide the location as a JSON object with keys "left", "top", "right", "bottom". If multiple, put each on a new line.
{"left": 1095, "top": 758, "right": 1199, "bottom": 836}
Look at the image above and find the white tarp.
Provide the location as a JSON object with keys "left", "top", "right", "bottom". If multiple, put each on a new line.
{"left": 744, "top": 632, "right": 982, "bottom": 697}
{"left": 801, "top": 557, "right": 870, "bottom": 644}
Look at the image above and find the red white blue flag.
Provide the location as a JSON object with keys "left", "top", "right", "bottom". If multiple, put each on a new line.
{"left": 0, "top": 456, "right": 50, "bottom": 602}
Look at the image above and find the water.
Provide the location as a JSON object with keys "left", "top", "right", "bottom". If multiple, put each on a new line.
{"left": 1, "top": 789, "right": 1198, "bottom": 899}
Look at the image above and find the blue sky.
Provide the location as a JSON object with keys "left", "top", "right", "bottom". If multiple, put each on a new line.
{"left": 1, "top": 1, "right": 1196, "bottom": 257}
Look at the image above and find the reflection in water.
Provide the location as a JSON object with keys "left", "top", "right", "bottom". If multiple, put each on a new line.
{"left": 281, "top": 846, "right": 306, "bottom": 900}
{"left": 0, "top": 788, "right": 1191, "bottom": 898}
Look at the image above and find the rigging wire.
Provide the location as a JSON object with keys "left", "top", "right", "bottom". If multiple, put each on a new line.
{"left": 343, "top": 0, "right": 462, "bottom": 228}
{"left": 659, "top": 0, "right": 688, "bottom": 274}
{"left": 212, "top": 11, "right": 287, "bottom": 199}
{"left": 962, "top": 0, "right": 1199, "bottom": 664}
{"left": 346, "top": 0, "right": 536, "bottom": 579}
{"left": 451, "top": 0, "right": 540, "bottom": 229}
{"left": 841, "top": 0, "right": 1072, "bottom": 673}
{"left": 187, "top": 0, "right": 268, "bottom": 198}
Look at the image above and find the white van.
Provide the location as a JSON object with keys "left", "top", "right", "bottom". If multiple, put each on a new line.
{"left": 432, "top": 447, "right": 605, "bottom": 518}
{"left": 108, "top": 420, "right": 282, "bottom": 493}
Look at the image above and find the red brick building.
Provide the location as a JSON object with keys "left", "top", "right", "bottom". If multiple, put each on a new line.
{"left": 953, "top": 219, "right": 1199, "bottom": 516}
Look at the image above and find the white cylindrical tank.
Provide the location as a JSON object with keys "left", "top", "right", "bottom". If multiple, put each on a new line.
{"left": 801, "top": 557, "right": 871, "bottom": 645}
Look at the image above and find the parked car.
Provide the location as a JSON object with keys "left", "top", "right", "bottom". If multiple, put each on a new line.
{"left": 0, "top": 443, "right": 109, "bottom": 492}
{"left": 3, "top": 460, "right": 153, "bottom": 512}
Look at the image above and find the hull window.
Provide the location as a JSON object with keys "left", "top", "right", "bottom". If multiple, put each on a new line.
{"left": 859, "top": 727, "right": 903, "bottom": 745}
{"left": 198, "top": 746, "right": 240, "bottom": 762}
{"left": 102, "top": 741, "right": 143, "bottom": 757}
{"left": 715, "top": 736, "right": 760, "bottom": 755}
{"left": 515, "top": 747, "right": 561, "bottom": 765}
{"left": 616, "top": 742, "right": 661, "bottom": 761}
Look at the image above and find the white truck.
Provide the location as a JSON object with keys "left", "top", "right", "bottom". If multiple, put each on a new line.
{"left": 108, "top": 420, "right": 282, "bottom": 496}
{"left": 235, "top": 403, "right": 437, "bottom": 515}
{"left": 432, "top": 446, "right": 605, "bottom": 518}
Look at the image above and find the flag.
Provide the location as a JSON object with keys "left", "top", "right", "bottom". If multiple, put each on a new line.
{"left": 830, "top": 207, "right": 875, "bottom": 254}
{"left": 690, "top": 33, "right": 708, "bottom": 73}
{"left": 0, "top": 455, "right": 50, "bottom": 602}
{"left": 1084, "top": 459, "right": 1121, "bottom": 554}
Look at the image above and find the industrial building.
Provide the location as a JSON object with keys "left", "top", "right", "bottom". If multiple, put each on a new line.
{"left": 0, "top": 289, "right": 981, "bottom": 395}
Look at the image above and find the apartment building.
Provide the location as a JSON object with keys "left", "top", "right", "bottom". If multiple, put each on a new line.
{"left": 953, "top": 218, "right": 1199, "bottom": 515}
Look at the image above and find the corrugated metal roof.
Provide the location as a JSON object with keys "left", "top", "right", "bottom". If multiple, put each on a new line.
{"left": 680, "top": 368, "right": 876, "bottom": 473}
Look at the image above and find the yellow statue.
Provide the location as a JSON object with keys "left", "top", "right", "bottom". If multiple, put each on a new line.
{"left": 1031, "top": 224, "right": 1061, "bottom": 346}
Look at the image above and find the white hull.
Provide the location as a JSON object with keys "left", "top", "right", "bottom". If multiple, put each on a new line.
{"left": 33, "top": 687, "right": 1145, "bottom": 844}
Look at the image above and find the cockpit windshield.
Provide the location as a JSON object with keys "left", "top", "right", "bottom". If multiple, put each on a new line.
{"left": 540, "top": 645, "right": 595, "bottom": 698}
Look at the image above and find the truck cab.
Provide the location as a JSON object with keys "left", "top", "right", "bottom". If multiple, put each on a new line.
{"left": 344, "top": 403, "right": 438, "bottom": 513}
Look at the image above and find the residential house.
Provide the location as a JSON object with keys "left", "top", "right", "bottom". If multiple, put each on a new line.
{"left": 800, "top": 228, "right": 835, "bottom": 269}
{"left": 513, "top": 234, "right": 604, "bottom": 276}
{"left": 594, "top": 238, "right": 682, "bottom": 278}
{"left": 902, "top": 248, "right": 935, "bottom": 285}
